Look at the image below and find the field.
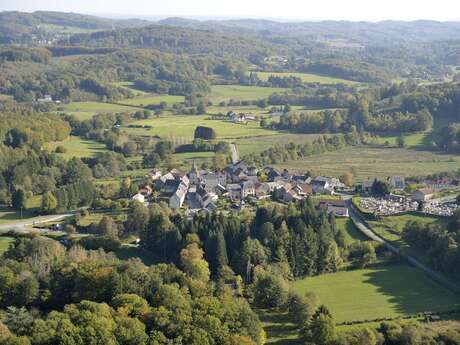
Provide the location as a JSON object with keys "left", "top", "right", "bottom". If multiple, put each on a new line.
{"left": 254, "top": 71, "right": 359, "bottom": 85}
{"left": 45, "top": 136, "right": 107, "bottom": 159}
{"left": 291, "top": 265, "right": 460, "bottom": 324}
{"left": 208, "top": 85, "right": 285, "bottom": 103}
{"left": 119, "top": 94, "right": 185, "bottom": 107}
{"left": 336, "top": 218, "right": 369, "bottom": 244}
{"left": 367, "top": 214, "right": 443, "bottom": 263}
{"left": 122, "top": 114, "right": 277, "bottom": 140}
{"left": 277, "top": 146, "right": 460, "bottom": 181}
{"left": 60, "top": 102, "right": 143, "bottom": 120}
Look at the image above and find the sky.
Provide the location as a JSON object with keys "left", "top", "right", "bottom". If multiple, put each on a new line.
{"left": 0, "top": 0, "right": 460, "bottom": 21}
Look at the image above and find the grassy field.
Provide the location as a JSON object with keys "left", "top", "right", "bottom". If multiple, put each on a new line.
{"left": 291, "top": 265, "right": 460, "bottom": 324}
{"left": 375, "top": 132, "right": 430, "bottom": 148}
{"left": 277, "top": 146, "right": 460, "bottom": 181}
{"left": 254, "top": 71, "right": 359, "bottom": 85}
{"left": 367, "top": 214, "right": 443, "bottom": 263}
{"left": 45, "top": 136, "right": 107, "bottom": 159}
{"left": 60, "top": 102, "right": 143, "bottom": 120}
{"left": 336, "top": 218, "right": 369, "bottom": 244}
{"left": 119, "top": 94, "right": 185, "bottom": 107}
{"left": 0, "top": 237, "right": 14, "bottom": 255}
{"left": 237, "top": 133, "right": 321, "bottom": 156}
{"left": 0, "top": 208, "right": 31, "bottom": 225}
{"left": 258, "top": 309, "right": 301, "bottom": 345}
{"left": 208, "top": 85, "right": 285, "bottom": 103}
{"left": 122, "top": 114, "right": 277, "bottom": 140}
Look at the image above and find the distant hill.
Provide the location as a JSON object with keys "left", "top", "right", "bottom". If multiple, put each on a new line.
{"left": 157, "top": 17, "right": 460, "bottom": 44}
{"left": 64, "top": 24, "right": 280, "bottom": 60}
{"left": 0, "top": 11, "right": 151, "bottom": 44}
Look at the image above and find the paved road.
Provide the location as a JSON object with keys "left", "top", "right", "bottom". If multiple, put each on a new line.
{"left": 0, "top": 213, "right": 74, "bottom": 234}
{"left": 347, "top": 200, "right": 460, "bottom": 293}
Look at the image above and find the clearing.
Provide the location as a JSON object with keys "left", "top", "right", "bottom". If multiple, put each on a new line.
{"left": 208, "top": 85, "right": 285, "bottom": 103}
{"left": 291, "top": 265, "right": 460, "bottom": 324}
{"left": 60, "top": 101, "right": 143, "bottom": 120}
{"left": 45, "top": 136, "right": 107, "bottom": 159}
{"left": 253, "top": 71, "right": 359, "bottom": 85}
{"left": 122, "top": 114, "right": 276, "bottom": 140}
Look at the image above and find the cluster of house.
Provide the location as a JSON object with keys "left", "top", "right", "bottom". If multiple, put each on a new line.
{"left": 131, "top": 160, "right": 349, "bottom": 217}
{"left": 36, "top": 94, "right": 61, "bottom": 104}
{"left": 226, "top": 111, "right": 256, "bottom": 123}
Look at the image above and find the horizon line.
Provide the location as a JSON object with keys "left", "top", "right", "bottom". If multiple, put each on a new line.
{"left": 1, "top": 9, "right": 460, "bottom": 23}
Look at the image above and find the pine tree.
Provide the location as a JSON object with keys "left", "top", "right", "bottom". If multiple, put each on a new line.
{"left": 215, "top": 231, "right": 229, "bottom": 269}
{"left": 41, "top": 191, "right": 57, "bottom": 214}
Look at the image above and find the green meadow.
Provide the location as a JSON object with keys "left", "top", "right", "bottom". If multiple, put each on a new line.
{"left": 46, "top": 136, "right": 107, "bottom": 159}
{"left": 254, "top": 71, "right": 359, "bottom": 85}
{"left": 367, "top": 214, "right": 444, "bottom": 264}
{"left": 122, "top": 114, "right": 276, "bottom": 140}
{"left": 208, "top": 85, "right": 285, "bottom": 103}
{"left": 291, "top": 265, "right": 460, "bottom": 324}
{"left": 60, "top": 101, "right": 143, "bottom": 120}
{"left": 119, "top": 94, "right": 185, "bottom": 107}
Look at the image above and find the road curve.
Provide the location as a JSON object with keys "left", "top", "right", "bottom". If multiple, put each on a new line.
{"left": 348, "top": 201, "right": 460, "bottom": 294}
{"left": 0, "top": 213, "right": 74, "bottom": 234}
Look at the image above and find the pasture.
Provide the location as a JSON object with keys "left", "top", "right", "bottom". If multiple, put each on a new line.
{"left": 336, "top": 218, "right": 368, "bottom": 244}
{"left": 253, "top": 71, "right": 359, "bottom": 85}
{"left": 291, "top": 265, "right": 460, "bottom": 324}
{"left": 277, "top": 146, "right": 460, "bottom": 181}
{"left": 60, "top": 102, "right": 143, "bottom": 120}
{"left": 119, "top": 94, "right": 185, "bottom": 107}
{"left": 46, "top": 136, "right": 107, "bottom": 159}
{"left": 367, "top": 214, "right": 443, "bottom": 263}
{"left": 122, "top": 114, "right": 276, "bottom": 140}
{"left": 208, "top": 85, "right": 285, "bottom": 103}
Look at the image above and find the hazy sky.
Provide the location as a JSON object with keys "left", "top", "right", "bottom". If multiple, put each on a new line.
{"left": 1, "top": 0, "right": 459, "bottom": 21}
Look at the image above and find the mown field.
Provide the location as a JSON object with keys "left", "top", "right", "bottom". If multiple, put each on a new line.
{"left": 253, "top": 71, "right": 359, "bottom": 85}
{"left": 45, "top": 136, "right": 107, "bottom": 159}
{"left": 277, "top": 146, "right": 460, "bottom": 181}
{"left": 122, "top": 114, "right": 276, "bottom": 140}
{"left": 119, "top": 94, "right": 185, "bottom": 107}
{"left": 291, "top": 265, "right": 460, "bottom": 324}
{"left": 208, "top": 85, "right": 285, "bottom": 103}
{"left": 336, "top": 217, "right": 369, "bottom": 244}
{"left": 60, "top": 102, "right": 143, "bottom": 120}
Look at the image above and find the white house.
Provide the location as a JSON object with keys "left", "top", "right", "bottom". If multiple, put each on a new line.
{"left": 132, "top": 193, "right": 145, "bottom": 203}
{"left": 169, "top": 183, "right": 188, "bottom": 209}
{"left": 37, "top": 94, "right": 53, "bottom": 103}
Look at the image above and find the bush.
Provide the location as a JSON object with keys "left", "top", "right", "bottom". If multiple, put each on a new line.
{"left": 55, "top": 146, "right": 67, "bottom": 153}
{"left": 194, "top": 126, "right": 216, "bottom": 140}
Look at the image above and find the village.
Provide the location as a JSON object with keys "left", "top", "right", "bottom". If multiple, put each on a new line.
{"left": 130, "top": 159, "right": 460, "bottom": 220}
{"left": 131, "top": 159, "right": 350, "bottom": 217}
